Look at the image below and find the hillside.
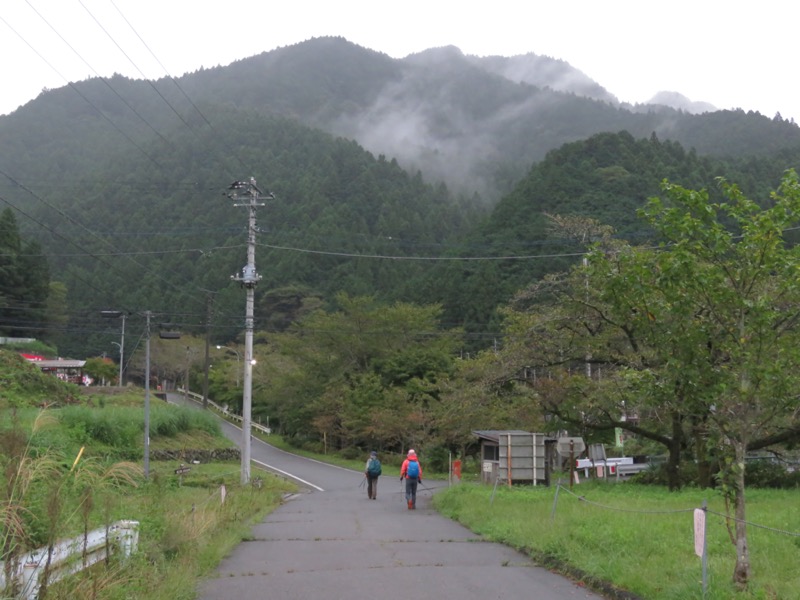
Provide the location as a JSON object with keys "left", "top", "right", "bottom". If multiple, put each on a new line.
{"left": 2, "top": 38, "right": 800, "bottom": 358}
{"left": 425, "top": 131, "right": 800, "bottom": 341}
{"left": 3, "top": 37, "right": 800, "bottom": 203}
{"left": 6, "top": 109, "right": 480, "bottom": 357}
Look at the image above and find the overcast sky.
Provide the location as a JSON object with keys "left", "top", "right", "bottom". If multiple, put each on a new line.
{"left": 1, "top": 1, "right": 798, "bottom": 123}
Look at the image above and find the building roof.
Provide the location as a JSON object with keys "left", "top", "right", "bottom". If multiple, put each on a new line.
{"left": 35, "top": 359, "right": 86, "bottom": 368}
{"left": 472, "top": 430, "right": 533, "bottom": 442}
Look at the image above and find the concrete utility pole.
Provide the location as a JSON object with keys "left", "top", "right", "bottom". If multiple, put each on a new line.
{"left": 228, "top": 178, "right": 271, "bottom": 485}
{"left": 144, "top": 310, "right": 151, "bottom": 479}
{"left": 202, "top": 292, "right": 214, "bottom": 409}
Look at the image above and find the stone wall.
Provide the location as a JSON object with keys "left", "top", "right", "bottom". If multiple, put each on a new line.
{"left": 150, "top": 448, "right": 241, "bottom": 462}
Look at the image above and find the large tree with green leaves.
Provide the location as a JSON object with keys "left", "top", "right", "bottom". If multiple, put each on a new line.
{"left": 630, "top": 171, "right": 800, "bottom": 587}
{"left": 254, "top": 293, "right": 460, "bottom": 453}
{"left": 500, "top": 171, "right": 800, "bottom": 588}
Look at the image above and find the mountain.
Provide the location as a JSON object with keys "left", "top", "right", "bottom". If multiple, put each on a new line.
{"left": 646, "top": 91, "right": 717, "bottom": 114}
{"left": 2, "top": 37, "right": 800, "bottom": 357}
{"left": 178, "top": 37, "right": 800, "bottom": 199}
{"left": 4, "top": 37, "right": 798, "bottom": 203}
{"left": 425, "top": 131, "right": 800, "bottom": 342}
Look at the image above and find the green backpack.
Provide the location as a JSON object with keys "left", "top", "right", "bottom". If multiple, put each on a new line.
{"left": 367, "top": 458, "right": 382, "bottom": 476}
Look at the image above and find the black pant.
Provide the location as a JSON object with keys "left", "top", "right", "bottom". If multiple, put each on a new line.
{"left": 367, "top": 475, "right": 379, "bottom": 498}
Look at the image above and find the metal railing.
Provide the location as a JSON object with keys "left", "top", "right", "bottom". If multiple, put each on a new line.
{"left": 178, "top": 389, "right": 271, "bottom": 435}
{"left": 0, "top": 520, "right": 139, "bottom": 599}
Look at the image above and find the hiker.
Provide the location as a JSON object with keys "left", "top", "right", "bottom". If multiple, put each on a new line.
{"left": 400, "top": 449, "right": 422, "bottom": 509}
{"left": 364, "top": 450, "right": 382, "bottom": 499}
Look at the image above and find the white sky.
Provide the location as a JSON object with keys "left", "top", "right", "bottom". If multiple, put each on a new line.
{"left": 0, "top": 1, "right": 798, "bottom": 123}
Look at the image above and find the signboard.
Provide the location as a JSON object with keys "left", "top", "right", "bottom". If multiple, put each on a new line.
{"left": 174, "top": 465, "right": 191, "bottom": 475}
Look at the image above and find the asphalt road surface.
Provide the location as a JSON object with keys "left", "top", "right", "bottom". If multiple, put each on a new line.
{"left": 169, "top": 394, "right": 604, "bottom": 600}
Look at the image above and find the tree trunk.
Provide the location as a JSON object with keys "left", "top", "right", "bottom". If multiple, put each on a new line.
{"left": 732, "top": 439, "right": 751, "bottom": 588}
{"left": 666, "top": 411, "right": 683, "bottom": 491}
{"left": 693, "top": 420, "right": 712, "bottom": 489}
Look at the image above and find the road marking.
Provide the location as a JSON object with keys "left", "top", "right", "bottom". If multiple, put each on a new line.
{"left": 252, "top": 459, "right": 324, "bottom": 491}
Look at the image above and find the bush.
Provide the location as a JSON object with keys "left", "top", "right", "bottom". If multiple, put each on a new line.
{"left": 745, "top": 460, "right": 800, "bottom": 489}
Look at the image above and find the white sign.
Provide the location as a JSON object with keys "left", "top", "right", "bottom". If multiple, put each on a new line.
{"left": 482, "top": 461, "right": 493, "bottom": 472}
{"left": 694, "top": 509, "right": 706, "bottom": 557}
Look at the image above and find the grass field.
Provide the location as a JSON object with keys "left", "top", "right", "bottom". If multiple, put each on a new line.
{"left": 433, "top": 481, "right": 800, "bottom": 599}
{"left": 1, "top": 391, "right": 296, "bottom": 600}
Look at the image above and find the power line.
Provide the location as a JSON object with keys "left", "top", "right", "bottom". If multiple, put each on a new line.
{"left": 0, "top": 11, "right": 162, "bottom": 168}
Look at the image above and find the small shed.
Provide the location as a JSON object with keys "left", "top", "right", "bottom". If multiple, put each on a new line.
{"left": 33, "top": 359, "right": 87, "bottom": 385}
{"left": 473, "top": 430, "right": 555, "bottom": 486}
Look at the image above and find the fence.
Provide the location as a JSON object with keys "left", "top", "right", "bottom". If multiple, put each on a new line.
{"left": 178, "top": 389, "right": 271, "bottom": 436}
{"left": 548, "top": 483, "right": 800, "bottom": 597}
{"left": 0, "top": 520, "right": 139, "bottom": 600}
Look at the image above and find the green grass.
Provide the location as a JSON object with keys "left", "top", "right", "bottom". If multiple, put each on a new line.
{"left": 433, "top": 481, "right": 800, "bottom": 599}
{"left": 0, "top": 389, "right": 295, "bottom": 600}
{"left": 45, "top": 462, "right": 295, "bottom": 600}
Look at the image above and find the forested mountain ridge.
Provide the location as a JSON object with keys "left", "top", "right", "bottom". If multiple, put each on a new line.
{"left": 426, "top": 131, "right": 800, "bottom": 342}
{"left": 3, "top": 36, "right": 799, "bottom": 204}
{"left": 9, "top": 109, "right": 481, "bottom": 357}
{"left": 2, "top": 36, "right": 800, "bottom": 359}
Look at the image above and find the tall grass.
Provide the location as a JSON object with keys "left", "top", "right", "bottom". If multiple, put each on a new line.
{"left": 2, "top": 402, "right": 292, "bottom": 600}
{"left": 434, "top": 482, "right": 800, "bottom": 599}
{"left": 45, "top": 464, "right": 294, "bottom": 600}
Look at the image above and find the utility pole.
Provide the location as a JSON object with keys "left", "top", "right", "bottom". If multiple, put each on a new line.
{"left": 144, "top": 311, "right": 151, "bottom": 479}
{"left": 202, "top": 293, "right": 214, "bottom": 409}
{"left": 118, "top": 313, "right": 126, "bottom": 387}
{"left": 228, "top": 178, "right": 271, "bottom": 485}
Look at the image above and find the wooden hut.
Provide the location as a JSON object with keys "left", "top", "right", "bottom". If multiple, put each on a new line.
{"left": 473, "top": 430, "right": 555, "bottom": 486}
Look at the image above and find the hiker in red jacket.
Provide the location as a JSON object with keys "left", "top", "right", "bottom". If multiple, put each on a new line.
{"left": 400, "top": 449, "right": 423, "bottom": 509}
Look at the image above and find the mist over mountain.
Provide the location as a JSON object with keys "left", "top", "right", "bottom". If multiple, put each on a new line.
{"left": 196, "top": 38, "right": 799, "bottom": 200}
{"left": 4, "top": 36, "right": 800, "bottom": 203}
{"left": 646, "top": 91, "right": 717, "bottom": 114}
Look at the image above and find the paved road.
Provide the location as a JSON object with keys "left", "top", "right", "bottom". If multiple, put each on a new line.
{"left": 169, "top": 395, "right": 604, "bottom": 600}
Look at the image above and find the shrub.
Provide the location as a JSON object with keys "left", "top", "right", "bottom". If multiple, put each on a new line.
{"left": 745, "top": 460, "right": 800, "bottom": 489}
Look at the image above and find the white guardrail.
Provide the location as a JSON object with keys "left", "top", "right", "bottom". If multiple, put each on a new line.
{"left": 575, "top": 457, "right": 651, "bottom": 478}
{"left": 0, "top": 520, "right": 139, "bottom": 600}
{"left": 177, "top": 389, "right": 271, "bottom": 435}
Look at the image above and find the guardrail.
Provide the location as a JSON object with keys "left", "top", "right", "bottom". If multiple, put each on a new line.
{"left": 575, "top": 457, "right": 651, "bottom": 479}
{"left": 177, "top": 389, "right": 271, "bottom": 435}
{"left": 0, "top": 520, "right": 139, "bottom": 599}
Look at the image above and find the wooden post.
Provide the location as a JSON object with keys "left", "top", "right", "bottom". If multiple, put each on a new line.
{"left": 569, "top": 440, "right": 575, "bottom": 490}
{"left": 507, "top": 435, "right": 512, "bottom": 487}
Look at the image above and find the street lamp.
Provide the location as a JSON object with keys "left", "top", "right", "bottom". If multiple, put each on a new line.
{"left": 215, "top": 345, "right": 241, "bottom": 387}
{"left": 101, "top": 311, "right": 126, "bottom": 387}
